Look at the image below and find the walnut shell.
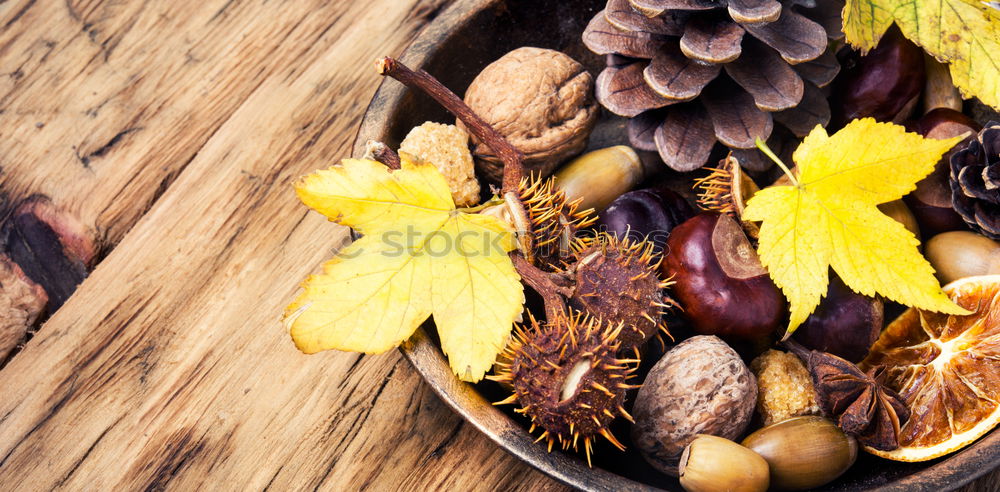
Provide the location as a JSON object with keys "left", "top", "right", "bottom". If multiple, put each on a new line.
{"left": 631, "top": 335, "right": 757, "bottom": 476}
{"left": 458, "top": 47, "right": 598, "bottom": 182}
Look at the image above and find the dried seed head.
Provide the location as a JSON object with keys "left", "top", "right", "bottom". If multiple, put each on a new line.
{"left": 491, "top": 311, "right": 637, "bottom": 466}
{"left": 693, "top": 155, "right": 761, "bottom": 239}
{"left": 518, "top": 175, "right": 597, "bottom": 270}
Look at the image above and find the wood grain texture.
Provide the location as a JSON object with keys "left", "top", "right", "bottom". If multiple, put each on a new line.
{"left": 0, "top": 0, "right": 993, "bottom": 490}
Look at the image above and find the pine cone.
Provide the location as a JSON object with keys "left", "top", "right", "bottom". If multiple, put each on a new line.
{"left": 583, "top": 0, "right": 843, "bottom": 172}
{"left": 950, "top": 122, "right": 1000, "bottom": 239}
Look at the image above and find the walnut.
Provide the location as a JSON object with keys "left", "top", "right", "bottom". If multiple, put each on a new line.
{"left": 458, "top": 47, "right": 598, "bottom": 182}
{"left": 751, "top": 349, "right": 820, "bottom": 426}
{"left": 631, "top": 336, "right": 757, "bottom": 476}
{"left": 399, "top": 122, "right": 480, "bottom": 206}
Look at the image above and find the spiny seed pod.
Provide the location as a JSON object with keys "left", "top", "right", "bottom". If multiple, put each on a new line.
{"left": 568, "top": 234, "right": 674, "bottom": 353}
{"left": 694, "top": 155, "right": 762, "bottom": 238}
{"left": 491, "top": 312, "right": 639, "bottom": 466}
{"left": 519, "top": 175, "right": 598, "bottom": 270}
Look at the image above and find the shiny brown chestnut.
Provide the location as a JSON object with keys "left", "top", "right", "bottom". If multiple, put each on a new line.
{"left": 791, "top": 275, "right": 883, "bottom": 363}
{"left": 662, "top": 212, "right": 785, "bottom": 340}
{"left": 833, "top": 25, "right": 924, "bottom": 126}
{"left": 904, "top": 108, "right": 980, "bottom": 237}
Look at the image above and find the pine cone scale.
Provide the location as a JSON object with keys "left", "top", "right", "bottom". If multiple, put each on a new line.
{"left": 725, "top": 39, "right": 805, "bottom": 111}
{"left": 644, "top": 43, "right": 721, "bottom": 99}
{"left": 597, "top": 62, "right": 679, "bottom": 117}
{"left": 702, "top": 79, "right": 774, "bottom": 148}
{"left": 727, "top": 0, "right": 781, "bottom": 24}
{"left": 678, "top": 17, "right": 745, "bottom": 63}
{"left": 742, "top": 10, "right": 827, "bottom": 64}
{"left": 655, "top": 104, "right": 716, "bottom": 171}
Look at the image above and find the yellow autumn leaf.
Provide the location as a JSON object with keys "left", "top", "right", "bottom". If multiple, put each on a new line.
{"left": 742, "top": 118, "right": 971, "bottom": 336}
{"left": 284, "top": 156, "right": 524, "bottom": 382}
{"left": 843, "top": 0, "right": 1000, "bottom": 109}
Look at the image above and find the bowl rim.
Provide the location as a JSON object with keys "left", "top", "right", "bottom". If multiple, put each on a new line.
{"left": 351, "top": 0, "right": 1000, "bottom": 490}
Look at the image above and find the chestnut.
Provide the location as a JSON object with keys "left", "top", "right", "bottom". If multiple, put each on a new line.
{"left": 791, "top": 275, "right": 882, "bottom": 363}
{"left": 833, "top": 24, "right": 924, "bottom": 126}
{"left": 661, "top": 212, "right": 785, "bottom": 340}
{"left": 904, "top": 108, "right": 980, "bottom": 237}
{"left": 597, "top": 188, "right": 695, "bottom": 253}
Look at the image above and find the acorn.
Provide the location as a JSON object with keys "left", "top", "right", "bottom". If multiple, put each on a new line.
{"left": 661, "top": 212, "right": 785, "bottom": 340}
{"left": 491, "top": 311, "right": 639, "bottom": 466}
{"left": 553, "top": 146, "right": 644, "bottom": 213}
{"left": 926, "top": 231, "right": 1000, "bottom": 284}
{"left": 567, "top": 234, "right": 675, "bottom": 353}
{"left": 679, "top": 435, "right": 769, "bottom": 492}
{"left": 742, "top": 416, "right": 858, "bottom": 491}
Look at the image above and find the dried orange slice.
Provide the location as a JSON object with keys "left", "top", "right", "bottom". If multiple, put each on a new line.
{"left": 861, "top": 275, "right": 1000, "bottom": 461}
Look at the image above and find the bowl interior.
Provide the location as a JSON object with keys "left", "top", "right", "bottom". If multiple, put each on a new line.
{"left": 353, "top": 0, "right": 1000, "bottom": 490}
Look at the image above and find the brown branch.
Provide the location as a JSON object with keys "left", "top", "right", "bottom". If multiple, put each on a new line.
{"left": 375, "top": 57, "right": 525, "bottom": 193}
{"left": 511, "top": 253, "right": 566, "bottom": 322}
{"left": 363, "top": 140, "right": 401, "bottom": 170}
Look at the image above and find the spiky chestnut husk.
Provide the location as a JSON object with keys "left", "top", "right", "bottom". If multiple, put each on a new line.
{"left": 519, "top": 175, "right": 598, "bottom": 270}
{"left": 567, "top": 234, "right": 674, "bottom": 353}
{"left": 491, "top": 312, "right": 639, "bottom": 466}
{"left": 694, "top": 155, "right": 762, "bottom": 239}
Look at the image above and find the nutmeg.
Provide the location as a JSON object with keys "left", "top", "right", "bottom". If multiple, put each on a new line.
{"left": 458, "top": 47, "right": 598, "bottom": 181}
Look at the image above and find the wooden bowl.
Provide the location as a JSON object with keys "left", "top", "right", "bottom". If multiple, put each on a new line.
{"left": 352, "top": 0, "right": 1000, "bottom": 490}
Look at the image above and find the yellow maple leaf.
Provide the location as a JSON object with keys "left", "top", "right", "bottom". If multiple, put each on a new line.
{"left": 284, "top": 156, "right": 524, "bottom": 382}
{"left": 742, "top": 118, "right": 971, "bottom": 336}
{"left": 843, "top": 0, "right": 1000, "bottom": 109}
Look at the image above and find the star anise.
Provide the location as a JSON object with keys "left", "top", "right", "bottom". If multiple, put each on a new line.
{"left": 785, "top": 341, "right": 910, "bottom": 451}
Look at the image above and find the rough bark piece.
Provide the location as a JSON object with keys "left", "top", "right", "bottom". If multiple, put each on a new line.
{"left": 597, "top": 62, "right": 678, "bottom": 118}
{"left": 725, "top": 39, "right": 804, "bottom": 111}
{"left": 654, "top": 104, "right": 717, "bottom": 172}
{"left": 583, "top": 11, "right": 668, "bottom": 58}
{"left": 702, "top": 79, "right": 774, "bottom": 149}
{"left": 727, "top": 0, "right": 781, "bottom": 24}
{"left": 793, "top": 49, "right": 841, "bottom": 88}
{"left": 744, "top": 9, "right": 827, "bottom": 64}
{"left": 679, "top": 16, "right": 745, "bottom": 64}
{"left": 644, "top": 41, "right": 721, "bottom": 100}
{"left": 606, "top": 0, "right": 686, "bottom": 35}
{"left": 772, "top": 81, "right": 831, "bottom": 137}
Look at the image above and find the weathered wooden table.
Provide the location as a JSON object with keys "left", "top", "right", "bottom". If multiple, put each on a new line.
{"left": 0, "top": 1, "right": 996, "bottom": 490}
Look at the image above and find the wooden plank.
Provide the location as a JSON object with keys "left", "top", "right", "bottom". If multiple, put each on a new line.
{"left": 0, "top": 0, "right": 561, "bottom": 489}
{"left": 0, "top": 0, "right": 422, "bottom": 246}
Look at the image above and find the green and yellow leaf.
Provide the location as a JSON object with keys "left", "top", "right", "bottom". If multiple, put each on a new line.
{"left": 843, "top": 0, "right": 1000, "bottom": 109}
{"left": 743, "top": 118, "right": 971, "bottom": 336}
{"left": 285, "top": 156, "right": 524, "bottom": 382}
